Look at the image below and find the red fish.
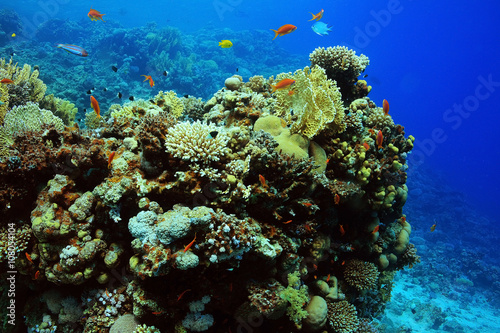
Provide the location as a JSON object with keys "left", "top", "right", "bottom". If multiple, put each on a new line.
{"left": 339, "top": 224, "right": 345, "bottom": 236}
{"left": 376, "top": 130, "right": 383, "bottom": 149}
{"left": 372, "top": 225, "right": 380, "bottom": 234}
{"left": 88, "top": 8, "right": 106, "bottom": 21}
{"left": 34, "top": 270, "right": 40, "bottom": 280}
{"left": 177, "top": 289, "right": 191, "bottom": 301}
{"left": 184, "top": 233, "right": 197, "bottom": 252}
{"left": 25, "top": 252, "right": 34, "bottom": 263}
{"left": 288, "top": 88, "right": 295, "bottom": 96}
{"left": 383, "top": 99, "right": 390, "bottom": 116}
{"left": 270, "top": 24, "right": 297, "bottom": 40}
{"left": 259, "top": 174, "right": 267, "bottom": 188}
{"left": 282, "top": 220, "right": 293, "bottom": 224}
{"left": 1, "top": 78, "right": 14, "bottom": 84}
{"left": 141, "top": 75, "right": 155, "bottom": 87}
{"left": 362, "top": 142, "right": 370, "bottom": 150}
{"left": 271, "top": 78, "right": 295, "bottom": 92}
{"left": 90, "top": 96, "right": 100, "bottom": 117}
{"left": 334, "top": 194, "right": 340, "bottom": 205}
{"left": 108, "top": 151, "right": 116, "bottom": 169}
{"left": 308, "top": 9, "right": 324, "bottom": 21}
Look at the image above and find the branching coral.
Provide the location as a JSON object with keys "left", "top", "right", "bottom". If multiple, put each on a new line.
{"left": 164, "top": 120, "right": 231, "bottom": 163}
{"left": 327, "top": 300, "right": 360, "bottom": 333}
{"left": 274, "top": 66, "right": 345, "bottom": 138}
{"left": 309, "top": 46, "right": 369, "bottom": 102}
{"left": 343, "top": 259, "right": 380, "bottom": 291}
{"left": 152, "top": 90, "right": 184, "bottom": 118}
{"left": 40, "top": 94, "right": 78, "bottom": 126}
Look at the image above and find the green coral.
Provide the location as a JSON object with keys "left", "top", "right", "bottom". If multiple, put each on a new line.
{"left": 274, "top": 66, "right": 345, "bottom": 138}
{"left": 280, "top": 271, "right": 309, "bottom": 329}
{"left": 0, "top": 59, "right": 46, "bottom": 106}
{"left": 40, "top": 94, "right": 78, "bottom": 126}
{"left": 0, "top": 102, "right": 64, "bottom": 157}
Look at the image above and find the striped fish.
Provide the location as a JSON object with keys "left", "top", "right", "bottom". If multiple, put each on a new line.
{"left": 56, "top": 44, "right": 88, "bottom": 57}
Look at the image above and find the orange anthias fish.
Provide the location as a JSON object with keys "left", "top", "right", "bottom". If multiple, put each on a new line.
{"left": 362, "top": 142, "right": 370, "bottom": 150}
{"left": 271, "top": 78, "right": 295, "bottom": 92}
{"left": 372, "top": 225, "right": 380, "bottom": 234}
{"left": 383, "top": 99, "right": 390, "bottom": 116}
{"left": 25, "top": 252, "right": 33, "bottom": 263}
{"left": 270, "top": 24, "right": 297, "bottom": 40}
{"left": 1, "top": 78, "right": 14, "bottom": 84}
{"left": 141, "top": 75, "right": 155, "bottom": 87}
{"left": 90, "top": 96, "right": 100, "bottom": 117}
{"left": 108, "top": 151, "right": 116, "bottom": 169}
{"left": 339, "top": 224, "right": 345, "bottom": 236}
{"left": 376, "top": 130, "right": 384, "bottom": 149}
{"left": 88, "top": 8, "right": 106, "bottom": 22}
{"left": 259, "top": 174, "right": 267, "bottom": 188}
{"left": 430, "top": 221, "right": 437, "bottom": 232}
{"left": 177, "top": 289, "right": 191, "bottom": 301}
{"left": 334, "top": 193, "right": 340, "bottom": 205}
{"left": 308, "top": 9, "right": 324, "bottom": 21}
{"left": 184, "top": 233, "right": 197, "bottom": 252}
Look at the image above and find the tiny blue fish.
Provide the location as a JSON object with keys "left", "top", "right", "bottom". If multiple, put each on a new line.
{"left": 55, "top": 44, "right": 88, "bottom": 57}
{"left": 311, "top": 22, "right": 332, "bottom": 36}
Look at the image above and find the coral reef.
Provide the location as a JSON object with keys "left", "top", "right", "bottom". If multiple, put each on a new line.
{"left": 0, "top": 49, "right": 417, "bottom": 333}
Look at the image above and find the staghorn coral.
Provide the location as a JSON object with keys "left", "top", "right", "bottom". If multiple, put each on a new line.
{"left": 164, "top": 120, "right": 231, "bottom": 163}
{"left": 344, "top": 259, "right": 380, "bottom": 291}
{"left": 310, "top": 46, "right": 369, "bottom": 103}
{"left": 327, "top": 300, "right": 360, "bottom": 333}
{"left": 274, "top": 66, "right": 345, "bottom": 138}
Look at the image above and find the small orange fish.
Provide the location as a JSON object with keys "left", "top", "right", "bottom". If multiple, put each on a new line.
{"left": 304, "top": 224, "right": 312, "bottom": 232}
{"left": 25, "top": 252, "right": 33, "bottom": 264}
{"left": 1, "top": 78, "right": 14, "bottom": 84}
{"left": 313, "top": 264, "right": 318, "bottom": 270}
{"left": 325, "top": 158, "right": 330, "bottom": 164}
{"left": 108, "top": 151, "right": 116, "bottom": 169}
{"left": 283, "top": 220, "right": 293, "bottom": 224}
{"left": 105, "top": 288, "right": 110, "bottom": 297}
{"left": 90, "top": 96, "right": 100, "bottom": 118}
{"left": 341, "top": 260, "right": 345, "bottom": 265}
{"left": 303, "top": 202, "right": 313, "bottom": 207}
{"left": 271, "top": 78, "right": 295, "bottom": 92}
{"left": 141, "top": 75, "right": 155, "bottom": 87}
{"left": 34, "top": 270, "right": 40, "bottom": 280}
{"left": 258, "top": 174, "right": 267, "bottom": 188}
{"left": 326, "top": 273, "right": 330, "bottom": 282}
{"left": 430, "top": 222, "right": 437, "bottom": 232}
{"left": 177, "top": 288, "right": 191, "bottom": 301}
{"left": 308, "top": 9, "right": 324, "bottom": 21}
{"left": 270, "top": 24, "right": 297, "bottom": 40}
{"left": 383, "top": 99, "right": 390, "bottom": 116}
{"left": 339, "top": 224, "right": 345, "bottom": 236}
{"left": 362, "top": 142, "right": 370, "bottom": 150}
{"left": 334, "top": 194, "right": 340, "bottom": 205}
{"left": 400, "top": 216, "right": 406, "bottom": 223}
{"left": 372, "top": 225, "right": 380, "bottom": 234}
{"left": 88, "top": 8, "right": 106, "bottom": 21}
{"left": 368, "top": 128, "right": 376, "bottom": 135}
{"left": 152, "top": 311, "right": 163, "bottom": 315}
{"left": 184, "top": 233, "right": 197, "bottom": 252}
{"left": 376, "top": 130, "right": 384, "bottom": 149}
{"left": 288, "top": 88, "right": 295, "bottom": 96}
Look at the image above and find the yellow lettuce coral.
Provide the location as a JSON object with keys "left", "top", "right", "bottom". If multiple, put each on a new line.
{"left": 274, "top": 66, "right": 344, "bottom": 138}
{"left": 40, "top": 94, "right": 78, "bottom": 126}
{"left": 153, "top": 90, "right": 184, "bottom": 118}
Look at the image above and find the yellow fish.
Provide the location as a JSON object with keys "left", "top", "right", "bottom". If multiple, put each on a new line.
{"left": 219, "top": 40, "right": 233, "bottom": 48}
{"left": 11, "top": 33, "right": 16, "bottom": 37}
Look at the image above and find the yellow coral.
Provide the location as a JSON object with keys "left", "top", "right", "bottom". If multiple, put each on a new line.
{"left": 0, "top": 84, "right": 8, "bottom": 125}
{"left": 153, "top": 90, "right": 184, "bottom": 118}
{"left": 274, "top": 66, "right": 344, "bottom": 138}
{"left": 40, "top": 94, "right": 78, "bottom": 126}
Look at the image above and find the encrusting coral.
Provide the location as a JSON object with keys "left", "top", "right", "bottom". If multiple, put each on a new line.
{"left": 0, "top": 50, "right": 419, "bottom": 332}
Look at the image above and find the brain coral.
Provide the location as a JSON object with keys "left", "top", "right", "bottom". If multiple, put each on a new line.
{"left": 274, "top": 66, "right": 345, "bottom": 138}
{"left": 164, "top": 120, "right": 230, "bottom": 163}
{"left": 327, "top": 300, "right": 359, "bottom": 333}
{"left": 343, "top": 259, "right": 380, "bottom": 291}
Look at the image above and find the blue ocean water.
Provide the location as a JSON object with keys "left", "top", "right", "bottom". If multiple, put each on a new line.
{"left": 1, "top": 0, "right": 500, "bottom": 332}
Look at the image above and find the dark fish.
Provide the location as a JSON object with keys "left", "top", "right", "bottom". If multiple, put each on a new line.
{"left": 363, "top": 74, "right": 368, "bottom": 78}
{"left": 209, "top": 131, "right": 218, "bottom": 138}
{"left": 183, "top": 94, "right": 189, "bottom": 98}
{"left": 10, "top": 52, "right": 15, "bottom": 56}
{"left": 86, "top": 90, "right": 92, "bottom": 95}
{"left": 83, "top": 108, "right": 87, "bottom": 112}
{"left": 236, "top": 67, "right": 238, "bottom": 72}
{"left": 129, "top": 96, "right": 134, "bottom": 101}
{"left": 103, "top": 87, "right": 107, "bottom": 92}
{"left": 117, "top": 92, "right": 122, "bottom": 99}
{"left": 111, "top": 66, "right": 118, "bottom": 72}
{"left": 163, "top": 70, "right": 168, "bottom": 76}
